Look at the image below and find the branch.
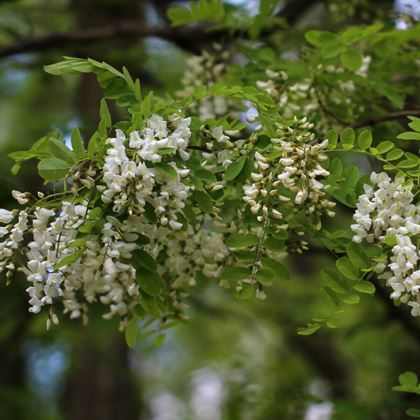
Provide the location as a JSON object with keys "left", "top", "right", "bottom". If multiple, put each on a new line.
{"left": 0, "top": 0, "right": 322, "bottom": 59}
{"left": 0, "top": 24, "right": 220, "bottom": 58}
{"left": 351, "top": 110, "right": 420, "bottom": 129}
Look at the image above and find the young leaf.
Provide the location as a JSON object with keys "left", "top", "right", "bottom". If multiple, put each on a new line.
{"left": 326, "top": 129, "right": 338, "bottom": 150}
{"left": 235, "top": 283, "right": 254, "bottom": 299}
{"left": 49, "top": 138, "right": 75, "bottom": 163}
{"left": 340, "top": 48, "right": 363, "bottom": 71}
{"left": 137, "top": 269, "right": 166, "bottom": 297}
{"left": 407, "top": 409, "right": 420, "bottom": 418}
{"left": 357, "top": 130, "right": 372, "bottom": 150}
{"left": 322, "top": 268, "right": 347, "bottom": 293}
{"left": 38, "top": 158, "right": 70, "bottom": 182}
{"left": 340, "top": 127, "right": 355, "bottom": 150}
{"left": 225, "top": 233, "right": 259, "bottom": 249}
{"left": 297, "top": 323, "right": 321, "bottom": 336}
{"left": 261, "top": 257, "right": 289, "bottom": 280}
{"left": 376, "top": 141, "right": 394, "bottom": 154}
{"left": 347, "top": 242, "right": 370, "bottom": 268}
{"left": 354, "top": 280, "right": 375, "bottom": 294}
{"left": 193, "top": 191, "right": 213, "bottom": 213}
{"left": 225, "top": 156, "right": 246, "bottom": 181}
{"left": 397, "top": 131, "right": 420, "bottom": 141}
{"left": 125, "top": 318, "right": 138, "bottom": 348}
{"left": 54, "top": 250, "right": 84, "bottom": 270}
{"left": 71, "top": 127, "right": 85, "bottom": 158}
{"left": 336, "top": 257, "right": 359, "bottom": 281}
{"left": 155, "top": 162, "right": 178, "bottom": 180}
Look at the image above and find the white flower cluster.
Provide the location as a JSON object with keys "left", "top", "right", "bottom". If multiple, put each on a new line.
{"left": 160, "top": 225, "right": 229, "bottom": 288}
{"left": 256, "top": 63, "right": 370, "bottom": 131}
{"left": 0, "top": 208, "right": 28, "bottom": 279}
{"left": 351, "top": 172, "right": 420, "bottom": 316}
{"left": 243, "top": 117, "right": 335, "bottom": 231}
{"left": 100, "top": 114, "right": 191, "bottom": 230}
{"left": 0, "top": 200, "right": 141, "bottom": 326}
{"left": 177, "top": 47, "right": 230, "bottom": 120}
{"left": 256, "top": 70, "right": 319, "bottom": 121}
{"left": 0, "top": 111, "right": 241, "bottom": 327}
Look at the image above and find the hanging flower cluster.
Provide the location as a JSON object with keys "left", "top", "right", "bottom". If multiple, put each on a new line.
{"left": 243, "top": 116, "right": 335, "bottom": 233}
{"left": 99, "top": 114, "right": 191, "bottom": 229}
{"left": 177, "top": 46, "right": 231, "bottom": 120}
{"left": 351, "top": 172, "right": 420, "bottom": 316}
{"left": 256, "top": 61, "right": 370, "bottom": 130}
{"left": 0, "top": 113, "right": 233, "bottom": 328}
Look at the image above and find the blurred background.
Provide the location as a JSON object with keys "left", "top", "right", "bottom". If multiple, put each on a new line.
{"left": 0, "top": 0, "right": 420, "bottom": 419}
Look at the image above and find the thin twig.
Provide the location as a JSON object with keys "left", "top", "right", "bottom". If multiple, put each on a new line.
{"left": 351, "top": 110, "right": 420, "bottom": 129}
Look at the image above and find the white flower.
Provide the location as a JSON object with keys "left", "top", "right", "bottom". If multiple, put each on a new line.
{"left": 12, "top": 190, "right": 30, "bottom": 205}
{"left": 352, "top": 173, "right": 420, "bottom": 316}
{"left": 0, "top": 209, "right": 14, "bottom": 224}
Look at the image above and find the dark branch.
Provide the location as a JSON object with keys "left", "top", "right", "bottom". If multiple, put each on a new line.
{"left": 0, "top": 0, "right": 322, "bottom": 59}
{"left": 351, "top": 110, "right": 420, "bottom": 129}
{"left": 0, "top": 24, "right": 221, "bottom": 58}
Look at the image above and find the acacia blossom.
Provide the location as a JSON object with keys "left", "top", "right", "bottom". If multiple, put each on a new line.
{"left": 352, "top": 172, "right": 420, "bottom": 316}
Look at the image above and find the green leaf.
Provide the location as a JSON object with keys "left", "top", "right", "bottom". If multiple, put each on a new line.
{"left": 397, "top": 131, "right": 420, "bottom": 141}
{"left": 71, "top": 128, "right": 85, "bottom": 158}
{"left": 398, "top": 159, "right": 418, "bottom": 169}
{"left": 139, "top": 294, "right": 161, "bottom": 317}
{"left": 235, "top": 283, "right": 254, "bottom": 299}
{"left": 347, "top": 242, "right": 370, "bottom": 268}
{"left": 99, "top": 99, "right": 112, "bottom": 132}
{"left": 167, "top": 0, "right": 225, "bottom": 27}
{"left": 122, "top": 66, "right": 135, "bottom": 92}
{"left": 321, "top": 38, "right": 344, "bottom": 58}
{"left": 386, "top": 148, "right": 404, "bottom": 161}
{"left": 407, "top": 409, "right": 420, "bottom": 418}
{"left": 195, "top": 169, "right": 217, "bottom": 183}
{"left": 221, "top": 267, "right": 251, "bottom": 282}
{"left": 193, "top": 191, "right": 213, "bottom": 213}
{"left": 225, "top": 156, "right": 246, "bottom": 181}
{"left": 305, "top": 30, "right": 323, "bottom": 47}
{"left": 354, "top": 280, "right": 375, "bottom": 294}
{"left": 324, "top": 286, "right": 340, "bottom": 307}
{"left": 376, "top": 141, "right": 394, "bottom": 154}
{"left": 384, "top": 234, "right": 397, "bottom": 247}
{"left": 167, "top": 5, "right": 192, "bottom": 26}
{"left": 322, "top": 268, "right": 347, "bottom": 293}
{"left": 326, "top": 129, "right": 338, "bottom": 150}
{"left": 336, "top": 257, "right": 359, "bottom": 281}
{"left": 155, "top": 162, "right": 178, "bottom": 180}
{"left": 408, "top": 116, "right": 420, "bottom": 132}
{"left": 297, "top": 323, "right": 321, "bottom": 335}
{"left": 38, "top": 158, "right": 70, "bottom": 182}
{"left": 357, "top": 130, "right": 372, "bottom": 150}
{"left": 340, "top": 127, "right": 355, "bottom": 150}
{"left": 87, "top": 131, "right": 100, "bottom": 156}
{"left": 137, "top": 269, "right": 166, "bottom": 297}
{"left": 256, "top": 268, "right": 274, "bottom": 286}
{"left": 54, "top": 250, "right": 84, "bottom": 270}
{"left": 225, "top": 233, "right": 259, "bottom": 249}
{"left": 399, "top": 371, "right": 418, "bottom": 389}
{"left": 131, "top": 249, "right": 157, "bottom": 272}
{"left": 340, "top": 48, "right": 363, "bottom": 71}
{"left": 329, "top": 157, "right": 343, "bottom": 175}
{"left": 125, "top": 318, "right": 138, "bottom": 348}
{"left": 343, "top": 294, "right": 360, "bottom": 304}
{"left": 44, "top": 58, "right": 96, "bottom": 76}
{"left": 49, "top": 138, "right": 75, "bottom": 163}
{"left": 261, "top": 258, "right": 289, "bottom": 280}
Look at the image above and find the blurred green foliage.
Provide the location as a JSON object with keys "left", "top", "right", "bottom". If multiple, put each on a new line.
{"left": 0, "top": 1, "right": 419, "bottom": 419}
